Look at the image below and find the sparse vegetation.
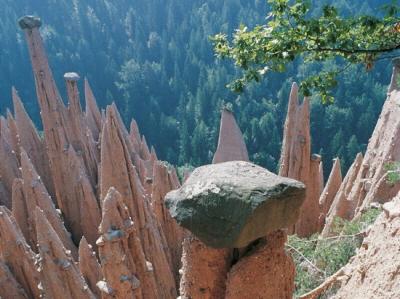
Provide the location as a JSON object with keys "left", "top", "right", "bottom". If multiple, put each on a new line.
{"left": 385, "top": 161, "right": 400, "bottom": 185}
{"left": 287, "top": 207, "right": 382, "bottom": 298}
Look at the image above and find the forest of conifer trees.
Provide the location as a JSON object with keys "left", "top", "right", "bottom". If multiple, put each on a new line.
{"left": 0, "top": 0, "right": 392, "bottom": 175}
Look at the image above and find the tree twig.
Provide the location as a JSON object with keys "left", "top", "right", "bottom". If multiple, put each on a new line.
{"left": 285, "top": 244, "right": 325, "bottom": 276}
{"left": 297, "top": 231, "right": 365, "bottom": 243}
{"left": 297, "top": 265, "right": 349, "bottom": 299}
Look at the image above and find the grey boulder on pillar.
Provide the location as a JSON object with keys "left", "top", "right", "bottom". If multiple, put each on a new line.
{"left": 166, "top": 161, "right": 306, "bottom": 248}
{"left": 18, "top": 16, "right": 42, "bottom": 29}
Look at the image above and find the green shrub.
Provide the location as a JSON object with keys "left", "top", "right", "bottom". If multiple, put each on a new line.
{"left": 288, "top": 207, "right": 381, "bottom": 298}
{"left": 384, "top": 161, "right": 400, "bottom": 185}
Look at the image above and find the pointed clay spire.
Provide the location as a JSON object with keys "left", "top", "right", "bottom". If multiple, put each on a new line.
{"left": 84, "top": 78, "right": 102, "bottom": 141}
{"left": 0, "top": 115, "right": 14, "bottom": 149}
{"left": 65, "top": 72, "right": 82, "bottom": 114}
{"left": 64, "top": 72, "right": 99, "bottom": 186}
{"left": 34, "top": 207, "right": 96, "bottom": 299}
{"left": 0, "top": 126, "right": 20, "bottom": 208}
{"left": 319, "top": 158, "right": 343, "bottom": 216}
{"left": 76, "top": 165, "right": 102, "bottom": 248}
{"left": 346, "top": 63, "right": 400, "bottom": 214}
{"left": 99, "top": 105, "right": 142, "bottom": 210}
{"left": 6, "top": 110, "right": 20, "bottom": 160}
{"left": 0, "top": 261, "right": 29, "bottom": 299}
{"left": 58, "top": 145, "right": 100, "bottom": 245}
{"left": 180, "top": 236, "right": 232, "bottom": 299}
{"left": 129, "top": 119, "right": 141, "bottom": 153}
{"left": 11, "top": 178, "right": 30, "bottom": 241}
{"left": 318, "top": 161, "right": 324, "bottom": 195}
{"left": 290, "top": 98, "right": 313, "bottom": 236}
{"left": 296, "top": 154, "right": 323, "bottom": 236}
{"left": 288, "top": 97, "right": 311, "bottom": 181}
{"left": 100, "top": 106, "right": 177, "bottom": 298}
{"left": 225, "top": 230, "right": 295, "bottom": 299}
{"left": 96, "top": 187, "right": 146, "bottom": 298}
{"left": 0, "top": 206, "right": 40, "bottom": 298}
{"left": 322, "top": 153, "right": 363, "bottom": 237}
{"left": 279, "top": 82, "right": 299, "bottom": 176}
{"left": 18, "top": 16, "right": 66, "bottom": 113}
{"left": 150, "top": 146, "right": 158, "bottom": 163}
{"left": 212, "top": 108, "right": 249, "bottom": 164}
{"left": 20, "top": 150, "right": 78, "bottom": 258}
{"left": 278, "top": 86, "right": 320, "bottom": 236}
{"left": 20, "top": 17, "right": 100, "bottom": 241}
{"left": 12, "top": 87, "right": 55, "bottom": 197}
{"left": 152, "top": 161, "right": 183, "bottom": 277}
{"left": 64, "top": 73, "right": 99, "bottom": 186}
{"left": 140, "top": 135, "right": 151, "bottom": 160}
{"left": 79, "top": 237, "right": 102, "bottom": 298}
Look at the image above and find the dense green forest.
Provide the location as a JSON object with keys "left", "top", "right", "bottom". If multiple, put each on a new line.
{"left": 0, "top": 0, "right": 392, "bottom": 176}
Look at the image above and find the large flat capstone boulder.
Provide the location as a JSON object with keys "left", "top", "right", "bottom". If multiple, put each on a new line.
{"left": 165, "top": 161, "right": 306, "bottom": 248}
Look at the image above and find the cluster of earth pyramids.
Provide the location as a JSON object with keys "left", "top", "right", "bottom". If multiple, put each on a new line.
{"left": 1, "top": 15, "right": 400, "bottom": 299}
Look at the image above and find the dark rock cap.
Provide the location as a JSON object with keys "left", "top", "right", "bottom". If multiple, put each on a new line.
{"left": 165, "top": 161, "right": 306, "bottom": 248}
{"left": 18, "top": 16, "right": 42, "bottom": 30}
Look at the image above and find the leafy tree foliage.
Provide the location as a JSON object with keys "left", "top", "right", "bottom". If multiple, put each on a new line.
{"left": 212, "top": 0, "right": 400, "bottom": 102}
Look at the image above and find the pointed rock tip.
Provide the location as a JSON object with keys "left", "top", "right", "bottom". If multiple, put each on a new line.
{"left": 20, "top": 148, "right": 32, "bottom": 168}
{"left": 290, "top": 82, "right": 299, "bottom": 95}
{"left": 213, "top": 107, "right": 249, "bottom": 164}
{"left": 79, "top": 236, "right": 94, "bottom": 258}
{"left": 99, "top": 187, "right": 129, "bottom": 236}
{"left": 11, "top": 87, "right": 23, "bottom": 109}
{"left": 11, "top": 86, "right": 18, "bottom": 97}
{"left": 302, "top": 96, "right": 310, "bottom": 106}
{"left": 288, "top": 82, "right": 299, "bottom": 106}
{"left": 105, "top": 104, "right": 118, "bottom": 120}
{"left": 18, "top": 15, "right": 42, "bottom": 29}
{"left": 33, "top": 206, "right": 47, "bottom": 232}
{"left": 332, "top": 157, "right": 341, "bottom": 169}
{"left": 79, "top": 235, "right": 89, "bottom": 248}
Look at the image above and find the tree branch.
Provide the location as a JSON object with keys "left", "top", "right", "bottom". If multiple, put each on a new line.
{"left": 285, "top": 244, "right": 325, "bottom": 276}
{"left": 297, "top": 265, "right": 349, "bottom": 299}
